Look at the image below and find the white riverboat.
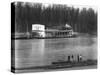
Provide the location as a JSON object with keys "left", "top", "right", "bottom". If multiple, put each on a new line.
{"left": 31, "top": 24, "right": 74, "bottom": 38}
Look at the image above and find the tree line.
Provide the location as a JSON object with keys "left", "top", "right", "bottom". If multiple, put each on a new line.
{"left": 12, "top": 2, "right": 97, "bottom": 34}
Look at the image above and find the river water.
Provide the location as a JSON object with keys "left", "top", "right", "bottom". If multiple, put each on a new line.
{"left": 14, "top": 36, "right": 97, "bottom": 68}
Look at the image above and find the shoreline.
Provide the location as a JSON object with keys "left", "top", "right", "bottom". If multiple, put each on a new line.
{"left": 12, "top": 64, "right": 97, "bottom": 73}
{"left": 11, "top": 60, "right": 97, "bottom": 73}
{"left": 11, "top": 32, "right": 97, "bottom": 40}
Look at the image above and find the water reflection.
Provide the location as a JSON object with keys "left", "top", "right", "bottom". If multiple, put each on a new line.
{"left": 15, "top": 36, "right": 97, "bottom": 68}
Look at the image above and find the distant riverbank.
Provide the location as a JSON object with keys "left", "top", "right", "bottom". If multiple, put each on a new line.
{"left": 11, "top": 32, "right": 97, "bottom": 39}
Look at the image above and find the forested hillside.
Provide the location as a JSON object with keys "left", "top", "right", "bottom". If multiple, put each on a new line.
{"left": 12, "top": 2, "right": 97, "bottom": 34}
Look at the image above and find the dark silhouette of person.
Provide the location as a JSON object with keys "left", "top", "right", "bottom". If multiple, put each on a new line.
{"left": 79, "top": 55, "right": 82, "bottom": 62}
{"left": 77, "top": 55, "right": 80, "bottom": 62}
{"left": 77, "top": 54, "right": 82, "bottom": 62}
{"left": 72, "top": 55, "right": 74, "bottom": 62}
{"left": 68, "top": 56, "right": 70, "bottom": 62}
